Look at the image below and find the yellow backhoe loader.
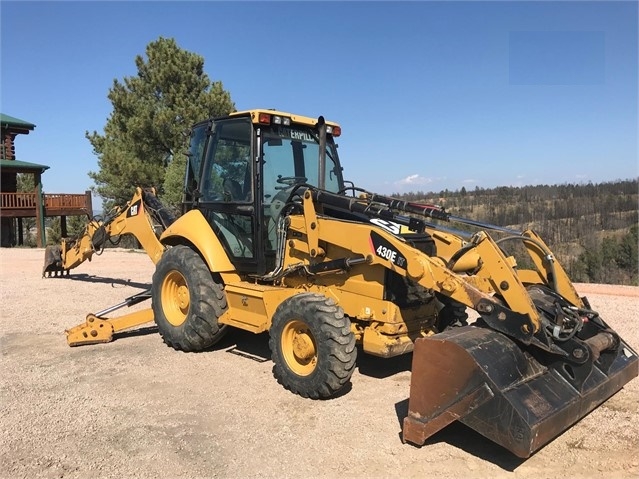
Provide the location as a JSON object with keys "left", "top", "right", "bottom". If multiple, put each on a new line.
{"left": 63, "top": 109, "right": 637, "bottom": 458}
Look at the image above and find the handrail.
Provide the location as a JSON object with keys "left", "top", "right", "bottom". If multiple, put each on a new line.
{"left": 0, "top": 192, "right": 89, "bottom": 210}
{"left": 44, "top": 193, "right": 88, "bottom": 210}
{"left": 0, "top": 192, "right": 37, "bottom": 209}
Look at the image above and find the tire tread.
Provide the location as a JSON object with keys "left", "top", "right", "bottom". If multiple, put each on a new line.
{"left": 269, "top": 293, "right": 357, "bottom": 399}
{"left": 152, "top": 245, "right": 227, "bottom": 352}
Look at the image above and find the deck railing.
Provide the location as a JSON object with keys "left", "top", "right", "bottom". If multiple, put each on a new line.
{"left": 0, "top": 192, "right": 89, "bottom": 211}
{"left": 0, "top": 192, "right": 37, "bottom": 209}
{"left": 44, "top": 193, "right": 88, "bottom": 210}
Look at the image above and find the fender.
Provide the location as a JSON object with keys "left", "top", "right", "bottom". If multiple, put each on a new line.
{"left": 160, "top": 209, "right": 235, "bottom": 273}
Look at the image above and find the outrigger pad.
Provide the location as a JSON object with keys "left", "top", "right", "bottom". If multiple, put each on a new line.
{"left": 403, "top": 325, "right": 638, "bottom": 458}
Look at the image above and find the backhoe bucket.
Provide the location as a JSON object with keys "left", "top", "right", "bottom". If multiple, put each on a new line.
{"left": 403, "top": 326, "right": 638, "bottom": 458}
{"left": 42, "top": 245, "right": 66, "bottom": 277}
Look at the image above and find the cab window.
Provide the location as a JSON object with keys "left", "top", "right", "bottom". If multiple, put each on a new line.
{"left": 202, "top": 119, "right": 252, "bottom": 203}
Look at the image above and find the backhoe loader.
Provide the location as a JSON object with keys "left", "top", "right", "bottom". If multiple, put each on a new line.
{"left": 63, "top": 109, "right": 638, "bottom": 458}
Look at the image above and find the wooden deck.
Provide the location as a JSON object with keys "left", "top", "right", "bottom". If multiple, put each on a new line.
{"left": 0, "top": 191, "right": 92, "bottom": 218}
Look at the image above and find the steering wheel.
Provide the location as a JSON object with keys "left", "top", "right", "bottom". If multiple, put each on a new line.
{"left": 266, "top": 178, "right": 306, "bottom": 237}
{"left": 275, "top": 176, "right": 308, "bottom": 190}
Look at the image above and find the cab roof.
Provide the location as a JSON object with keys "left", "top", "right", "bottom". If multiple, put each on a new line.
{"left": 231, "top": 109, "right": 340, "bottom": 128}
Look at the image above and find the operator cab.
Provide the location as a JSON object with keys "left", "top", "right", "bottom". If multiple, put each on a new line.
{"left": 183, "top": 109, "right": 344, "bottom": 275}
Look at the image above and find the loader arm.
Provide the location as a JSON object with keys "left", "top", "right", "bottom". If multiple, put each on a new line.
{"left": 43, "top": 187, "right": 172, "bottom": 277}
{"left": 282, "top": 186, "right": 637, "bottom": 457}
{"left": 289, "top": 198, "right": 538, "bottom": 344}
{"left": 297, "top": 188, "right": 545, "bottom": 343}
{"left": 290, "top": 186, "right": 634, "bottom": 355}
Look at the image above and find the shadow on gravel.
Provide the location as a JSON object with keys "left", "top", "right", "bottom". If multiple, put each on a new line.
{"left": 217, "top": 329, "right": 272, "bottom": 362}
{"left": 357, "top": 351, "right": 413, "bottom": 379}
{"left": 113, "top": 325, "right": 159, "bottom": 340}
{"left": 214, "top": 332, "right": 415, "bottom": 379}
{"left": 394, "top": 400, "right": 525, "bottom": 471}
{"left": 212, "top": 329, "right": 356, "bottom": 399}
{"left": 52, "top": 273, "right": 151, "bottom": 290}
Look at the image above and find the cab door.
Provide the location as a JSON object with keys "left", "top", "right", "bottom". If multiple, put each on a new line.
{"left": 183, "top": 120, "right": 209, "bottom": 213}
{"left": 198, "top": 117, "right": 258, "bottom": 273}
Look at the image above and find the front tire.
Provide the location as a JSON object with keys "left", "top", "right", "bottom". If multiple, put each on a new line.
{"left": 269, "top": 293, "right": 357, "bottom": 399}
{"left": 152, "top": 245, "right": 227, "bottom": 351}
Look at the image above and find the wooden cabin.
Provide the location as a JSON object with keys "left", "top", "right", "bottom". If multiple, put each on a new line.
{"left": 0, "top": 114, "right": 92, "bottom": 247}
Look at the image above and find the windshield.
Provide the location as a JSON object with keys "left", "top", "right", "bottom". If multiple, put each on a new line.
{"left": 262, "top": 125, "right": 341, "bottom": 201}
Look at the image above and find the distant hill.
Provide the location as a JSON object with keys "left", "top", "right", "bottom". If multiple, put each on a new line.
{"left": 392, "top": 178, "right": 639, "bottom": 285}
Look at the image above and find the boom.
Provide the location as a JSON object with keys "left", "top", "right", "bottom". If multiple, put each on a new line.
{"left": 43, "top": 187, "right": 173, "bottom": 277}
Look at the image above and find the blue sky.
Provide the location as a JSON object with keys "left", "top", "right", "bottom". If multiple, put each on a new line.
{"left": 1, "top": 1, "right": 637, "bottom": 200}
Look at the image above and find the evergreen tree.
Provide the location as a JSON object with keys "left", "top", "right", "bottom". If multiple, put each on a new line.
{"left": 46, "top": 217, "right": 62, "bottom": 246}
{"left": 45, "top": 216, "right": 85, "bottom": 245}
{"left": 87, "top": 37, "right": 235, "bottom": 210}
{"left": 617, "top": 224, "right": 638, "bottom": 274}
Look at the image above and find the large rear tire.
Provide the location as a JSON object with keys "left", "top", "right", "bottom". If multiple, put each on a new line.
{"left": 269, "top": 293, "right": 357, "bottom": 399}
{"left": 152, "top": 245, "right": 227, "bottom": 351}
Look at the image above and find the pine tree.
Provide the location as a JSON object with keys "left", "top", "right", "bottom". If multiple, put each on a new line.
{"left": 87, "top": 37, "right": 235, "bottom": 210}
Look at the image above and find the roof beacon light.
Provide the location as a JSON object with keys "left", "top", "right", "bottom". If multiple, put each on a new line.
{"left": 326, "top": 125, "right": 341, "bottom": 137}
{"left": 258, "top": 113, "right": 271, "bottom": 124}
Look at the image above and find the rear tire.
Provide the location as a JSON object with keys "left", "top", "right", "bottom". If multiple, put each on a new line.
{"left": 152, "top": 245, "right": 227, "bottom": 351}
{"left": 269, "top": 293, "right": 357, "bottom": 399}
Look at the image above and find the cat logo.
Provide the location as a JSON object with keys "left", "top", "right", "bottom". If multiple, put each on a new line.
{"left": 369, "top": 218, "right": 401, "bottom": 234}
{"left": 126, "top": 199, "right": 142, "bottom": 218}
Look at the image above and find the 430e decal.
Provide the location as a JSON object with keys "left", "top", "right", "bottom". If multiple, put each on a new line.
{"left": 370, "top": 231, "right": 407, "bottom": 269}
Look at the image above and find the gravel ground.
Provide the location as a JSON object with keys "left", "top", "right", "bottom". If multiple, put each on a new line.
{"left": 1, "top": 248, "right": 638, "bottom": 479}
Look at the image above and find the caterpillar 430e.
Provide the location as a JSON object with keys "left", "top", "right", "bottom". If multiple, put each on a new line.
{"left": 63, "top": 109, "right": 637, "bottom": 458}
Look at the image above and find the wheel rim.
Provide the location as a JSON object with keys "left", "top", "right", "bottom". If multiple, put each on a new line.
{"left": 161, "top": 270, "right": 190, "bottom": 327}
{"left": 281, "top": 319, "right": 317, "bottom": 376}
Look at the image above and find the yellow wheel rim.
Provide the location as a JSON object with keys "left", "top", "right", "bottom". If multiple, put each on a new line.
{"left": 161, "top": 270, "right": 190, "bottom": 327}
{"left": 281, "top": 320, "right": 317, "bottom": 376}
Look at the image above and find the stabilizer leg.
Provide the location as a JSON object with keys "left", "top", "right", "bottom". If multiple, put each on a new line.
{"left": 65, "top": 291, "right": 154, "bottom": 346}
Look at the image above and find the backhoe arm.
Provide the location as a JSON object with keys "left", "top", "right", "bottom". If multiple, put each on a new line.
{"left": 60, "top": 188, "right": 175, "bottom": 346}
{"left": 43, "top": 187, "right": 171, "bottom": 277}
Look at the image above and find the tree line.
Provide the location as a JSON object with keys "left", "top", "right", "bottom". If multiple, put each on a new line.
{"left": 29, "top": 178, "right": 637, "bottom": 286}
{"left": 393, "top": 179, "right": 639, "bottom": 285}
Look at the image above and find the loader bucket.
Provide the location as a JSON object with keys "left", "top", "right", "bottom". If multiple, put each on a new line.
{"left": 42, "top": 245, "right": 66, "bottom": 277}
{"left": 403, "top": 325, "right": 638, "bottom": 458}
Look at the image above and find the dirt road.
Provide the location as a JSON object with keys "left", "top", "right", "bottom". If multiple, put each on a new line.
{"left": 1, "top": 248, "right": 637, "bottom": 479}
